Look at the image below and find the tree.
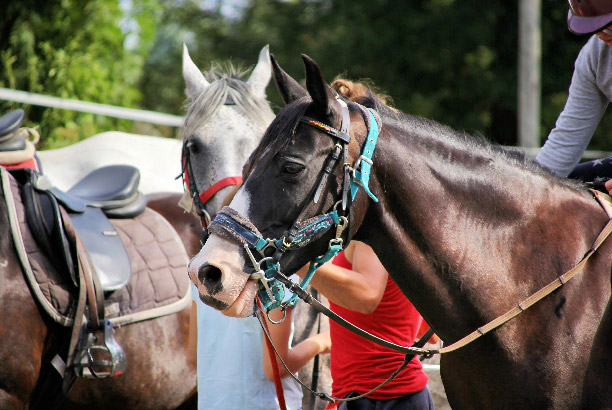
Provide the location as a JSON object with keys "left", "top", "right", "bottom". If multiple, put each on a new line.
{"left": 0, "top": 0, "right": 148, "bottom": 148}
{"left": 141, "top": 0, "right": 600, "bottom": 149}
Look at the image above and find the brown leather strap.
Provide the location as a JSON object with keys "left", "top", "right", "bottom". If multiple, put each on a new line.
{"left": 437, "top": 199, "right": 612, "bottom": 354}
{"left": 282, "top": 193, "right": 612, "bottom": 358}
{"left": 60, "top": 207, "right": 104, "bottom": 328}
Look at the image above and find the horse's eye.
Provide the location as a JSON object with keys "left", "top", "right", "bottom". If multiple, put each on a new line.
{"left": 187, "top": 140, "right": 201, "bottom": 154}
{"left": 281, "top": 162, "right": 305, "bottom": 178}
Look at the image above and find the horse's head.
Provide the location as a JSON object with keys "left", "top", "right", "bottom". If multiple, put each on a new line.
{"left": 181, "top": 44, "right": 275, "bottom": 224}
{"left": 188, "top": 55, "right": 376, "bottom": 317}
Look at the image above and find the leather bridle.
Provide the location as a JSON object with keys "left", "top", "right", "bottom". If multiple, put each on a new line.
{"left": 206, "top": 96, "right": 380, "bottom": 313}
{"left": 181, "top": 141, "right": 243, "bottom": 229}
{"left": 203, "top": 97, "right": 434, "bottom": 403}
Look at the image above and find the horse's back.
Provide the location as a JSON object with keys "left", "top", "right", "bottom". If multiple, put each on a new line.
{"left": 37, "top": 132, "right": 184, "bottom": 194}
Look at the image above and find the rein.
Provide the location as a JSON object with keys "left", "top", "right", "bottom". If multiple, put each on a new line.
{"left": 207, "top": 93, "right": 612, "bottom": 360}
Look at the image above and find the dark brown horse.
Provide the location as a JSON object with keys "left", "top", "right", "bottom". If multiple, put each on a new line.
{"left": 0, "top": 188, "right": 201, "bottom": 410}
{"left": 188, "top": 55, "right": 612, "bottom": 410}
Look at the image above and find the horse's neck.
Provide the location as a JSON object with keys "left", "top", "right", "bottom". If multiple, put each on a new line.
{"left": 361, "top": 121, "right": 607, "bottom": 342}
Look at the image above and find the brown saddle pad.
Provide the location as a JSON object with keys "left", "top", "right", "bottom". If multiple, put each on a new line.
{"left": 2, "top": 168, "right": 190, "bottom": 327}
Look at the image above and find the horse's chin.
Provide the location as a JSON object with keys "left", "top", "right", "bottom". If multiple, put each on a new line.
{"left": 221, "top": 280, "right": 259, "bottom": 318}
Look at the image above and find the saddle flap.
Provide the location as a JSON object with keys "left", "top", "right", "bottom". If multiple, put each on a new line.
{"left": 69, "top": 207, "right": 132, "bottom": 291}
{"left": 0, "top": 136, "right": 26, "bottom": 152}
{"left": 16, "top": 169, "right": 78, "bottom": 287}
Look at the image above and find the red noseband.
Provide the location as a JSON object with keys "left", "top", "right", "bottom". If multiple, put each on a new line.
{"left": 198, "top": 176, "right": 243, "bottom": 205}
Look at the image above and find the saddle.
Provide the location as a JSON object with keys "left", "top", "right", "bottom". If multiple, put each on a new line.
{"left": 2, "top": 164, "right": 191, "bottom": 409}
{"left": 0, "top": 109, "right": 27, "bottom": 150}
{"left": 0, "top": 109, "right": 38, "bottom": 169}
{"left": 11, "top": 165, "right": 146, "bottom": 291}
{"left": 0, "top": 109, "right": 190, "bottom": 404}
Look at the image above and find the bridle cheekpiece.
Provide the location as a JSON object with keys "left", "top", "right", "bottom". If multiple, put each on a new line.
{"left": 206, "top": 96, "right": 381, "bottom": 315}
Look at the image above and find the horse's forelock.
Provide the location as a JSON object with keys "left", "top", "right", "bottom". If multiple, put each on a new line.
{"left": 242, "top": 98, "right": 311, "bottom": 179}
{"left": 184, "top": 66, "right": 274, "bottom": 139}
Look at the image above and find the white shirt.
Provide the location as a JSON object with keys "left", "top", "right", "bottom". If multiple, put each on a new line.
{"left": 192, "top": 283, "right": 303, "bottom": 410}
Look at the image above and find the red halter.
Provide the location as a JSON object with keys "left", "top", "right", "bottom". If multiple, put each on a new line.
{"left": 181, "top": 152, "right": 243, "bottom": 227}
{"left": 197, "top": 175, "right": 243, "bottom": 205}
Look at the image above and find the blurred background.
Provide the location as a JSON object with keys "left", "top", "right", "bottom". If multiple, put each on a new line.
{"left": 0, "top": 0, "right": 604, "bottom": 153}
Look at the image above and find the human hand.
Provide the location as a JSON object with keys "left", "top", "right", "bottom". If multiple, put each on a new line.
{"left": 311, "top": 331, "right": 331, "bottom": 355}
{"left": 605, "top": 179, "right": 612, "bottom": 196}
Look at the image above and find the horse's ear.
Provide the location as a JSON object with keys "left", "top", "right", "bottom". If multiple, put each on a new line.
{"left": 182, "top": 43, "right": 209, "bottom": 101}
{"left": 302, "top": 54, "right": 340, "bottom": 121}
{"left": 271, "top": 54, "right": 307, "bottom": 104}
{"left": 247, "top": 45, "right": 272, "bottom": 99}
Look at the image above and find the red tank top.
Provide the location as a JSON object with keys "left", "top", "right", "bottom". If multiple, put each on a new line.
{"left": 329, "top": 251, "right": 429, "bottom": 399}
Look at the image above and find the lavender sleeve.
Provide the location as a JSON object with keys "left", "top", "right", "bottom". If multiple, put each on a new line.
{"left": 536, "top": 36, "right": 612, "bottom": 177}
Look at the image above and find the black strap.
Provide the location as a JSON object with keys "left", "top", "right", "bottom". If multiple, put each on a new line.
{"left": 300, "top": 117, "right": 351, "bottom": 144}
{"left": 256, "top": 303, "right": 435, "bottom": 403}
{"left": 257, "top": 272, "right": 438, "bottom": 403}
{"left": 274, "top": 272, "right": 436, "bottom": 356}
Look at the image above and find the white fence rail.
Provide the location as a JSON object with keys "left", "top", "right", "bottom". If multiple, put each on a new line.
{"left": 1, "top": 88, "right": 612, "bottom": 160}
{"left": 0, "top": 88, "right": 184, "bottom": 127}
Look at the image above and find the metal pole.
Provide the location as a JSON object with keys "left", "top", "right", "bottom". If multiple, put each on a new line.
{"left": 518, "top": 0, "right": 542, "bottom": 148}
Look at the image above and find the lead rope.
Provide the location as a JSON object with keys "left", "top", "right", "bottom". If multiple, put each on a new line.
{"left": 257, "top": 298, "right": 287, "bottom": 410}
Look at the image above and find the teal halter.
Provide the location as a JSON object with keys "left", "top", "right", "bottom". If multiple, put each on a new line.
{"left": 206, "top": 101, "right": 381, "bottom": 314}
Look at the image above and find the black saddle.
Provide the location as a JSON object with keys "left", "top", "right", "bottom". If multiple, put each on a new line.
{"left": 11, "top": 165, "right": 147, "bottom": 291}
{"left": 0, "top": 109, "right": 27, "bottom": 151}
{"left": 56, "top": 165, "right": 147, "bottom": 218}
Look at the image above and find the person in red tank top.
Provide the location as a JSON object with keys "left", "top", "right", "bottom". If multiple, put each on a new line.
{"left": 297, "top": 241, "right": 434, "bottom": 410}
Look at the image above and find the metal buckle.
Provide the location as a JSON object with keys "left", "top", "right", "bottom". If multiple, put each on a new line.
{"left": 328, "top": 216, "right": 348, "bottom": 249}
{"left": 259, "top": 238, "right": 278, "bottom": 257}
{"left": 352, "top": 154, "right": 373, "bottom": 176}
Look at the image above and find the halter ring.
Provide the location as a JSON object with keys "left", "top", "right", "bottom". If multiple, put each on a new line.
{"left": 266, "top": 306, "right": 287, "bottom": 324}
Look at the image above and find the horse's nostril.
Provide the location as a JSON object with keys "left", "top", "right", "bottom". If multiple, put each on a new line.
{"left": 198, "top": 264, "right": 223, "bottom": 295}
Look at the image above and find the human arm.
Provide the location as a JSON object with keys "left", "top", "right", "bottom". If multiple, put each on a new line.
{"left": 262, "top": 307, "right": 331, "bottom": 381}
{"left": 536, "top": 36, "right": 610, "bottom": 177}
{"left": 297, "top": 241, "right": 388, "bottom": 314}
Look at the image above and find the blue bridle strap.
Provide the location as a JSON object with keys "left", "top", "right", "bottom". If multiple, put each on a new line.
{"left": 208, "top": 207, "right": 343, "bottom": 311}
{"left": 350, "top": 109, "right": 379, "bottom": 202}
{"left": 208, "top": 103, "right": 380, "bottom": 313}
{"left": 282, "top": 242, "right": 343, "bottom": 308}
{"left": 212, "top": 211, "right": 269, "bottom": 251}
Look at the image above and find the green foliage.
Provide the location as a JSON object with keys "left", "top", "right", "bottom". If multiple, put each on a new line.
{"left": 2, "top": 0, "right": 611, "bottom": 152}
{"left": 0, "top": 0, "right": 147, "bottom": 148}
{"left": 141, "top": 0, "right": 605, "bottom": 149}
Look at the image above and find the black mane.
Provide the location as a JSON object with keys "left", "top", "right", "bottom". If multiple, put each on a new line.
{"left": 243, "top": 88, "right": 583, "bottom": 192}
{"left": 355, "top": 90, "right": 584, "bottom": 192}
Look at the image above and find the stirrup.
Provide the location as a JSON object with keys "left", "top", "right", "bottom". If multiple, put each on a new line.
{"left": 74, "top": 320, "right": 127, "bottom": 378}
